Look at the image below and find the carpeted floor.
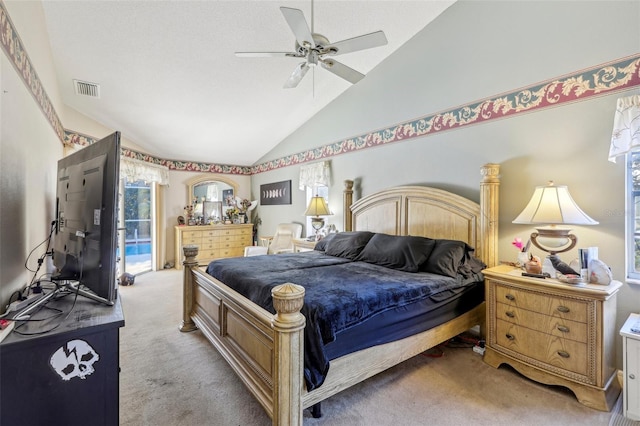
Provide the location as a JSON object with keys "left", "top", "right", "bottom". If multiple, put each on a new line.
{"left": 119, "top": 269, "right": 625, "bottom": 425}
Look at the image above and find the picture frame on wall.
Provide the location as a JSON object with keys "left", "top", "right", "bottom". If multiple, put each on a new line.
{"left": 260, "top": 180, "right": 292, "bottom": 205}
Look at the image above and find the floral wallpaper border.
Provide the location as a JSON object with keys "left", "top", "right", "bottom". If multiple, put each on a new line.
{"left": 252, "top": 54, "right": 640, "bottom": 174}
{"left": 63, "top": 130, "right": 253, "bottom": 176}
{"left": 3, "top": 1, "right": 639, "bottom": 177}
{"left": 0, "top": 1, "right": 65, "bottom": 143}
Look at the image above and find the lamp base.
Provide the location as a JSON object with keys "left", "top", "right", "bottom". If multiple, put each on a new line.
{"left": 530, "top": 227, "right": 577, "bottom": 255}
{"left": 310, "top": 217, "right": 325, "bottom": 241}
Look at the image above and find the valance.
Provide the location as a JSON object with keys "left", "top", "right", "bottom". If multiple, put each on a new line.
{"left": 299, "top": 161, "right": 330, "bottom": 190}
{"left": 609, "top": 94, "right": 640, "bottom": 163}
{"left": 120, "top": 157, "right": 170, "bottom": 185}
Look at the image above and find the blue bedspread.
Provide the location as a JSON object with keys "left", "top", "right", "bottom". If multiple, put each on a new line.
{"left": 206, "top": 251, "right": 478, "bottom": 390}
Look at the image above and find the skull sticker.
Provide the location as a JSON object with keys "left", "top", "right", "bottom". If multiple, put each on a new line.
{"left": 50, "top": 339, "right": 100, "bottom": 381}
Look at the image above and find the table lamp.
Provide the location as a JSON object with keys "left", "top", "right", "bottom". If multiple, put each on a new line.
{"left": 304, "top": 195, "right": 332, "bottom": 240}
{"left": 513, "top": 181, "right": 598, "bottom": 274}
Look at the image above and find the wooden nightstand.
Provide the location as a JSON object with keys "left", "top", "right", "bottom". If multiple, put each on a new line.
{"left": 293, "top": 238, "right": 317, "bottom": 252}
{"left": 483, "top": 264, "right": 622, "bottom": 411}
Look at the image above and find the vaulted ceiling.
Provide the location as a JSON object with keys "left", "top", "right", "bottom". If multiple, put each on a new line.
{"left": 41, "top": 1, "right": 454, "bottom": 166}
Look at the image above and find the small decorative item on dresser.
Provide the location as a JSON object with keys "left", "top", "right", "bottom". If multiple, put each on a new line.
{"left": 589, "top": 259, "right": 613, "bottom": 285}
{"left": 512, "top": 237, "right": 531, "bottom": 267}
{"left": 524, "top": 254, "right": 542, "bottom": 274}
{"left": 516, "top": 252, "right": 530, "bottom": 268}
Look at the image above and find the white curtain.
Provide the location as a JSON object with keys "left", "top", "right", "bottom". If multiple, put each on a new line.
{"left": 609, "top": 94, "right": 640, "bottom": 163}
{"left": 299, "top": 161, "right": 330, "bottom": 190}
{"left": 120, "top": 157, "right": 169, "bottom": 185}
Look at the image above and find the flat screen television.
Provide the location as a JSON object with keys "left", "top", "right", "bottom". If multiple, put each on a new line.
{"left": 52, "top": 131, "right": 121, "bottom": 304}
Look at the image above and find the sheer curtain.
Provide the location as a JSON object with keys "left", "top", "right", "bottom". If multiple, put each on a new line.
{"left": 609, "top": 94, "right": 640, "bottom": 163}
{"left": 299, "top": 161, "right": 331, "bottom": 190}
{"left": 120, "top": 157, "right": 169, "bottom": 185}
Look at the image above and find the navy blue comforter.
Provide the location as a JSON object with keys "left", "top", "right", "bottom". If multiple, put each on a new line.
{"left": 206, "top": 251, "right": 479, "bottom": 390}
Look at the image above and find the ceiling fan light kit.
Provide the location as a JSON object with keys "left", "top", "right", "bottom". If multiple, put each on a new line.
{"left": 235, "top": 4, "right": 388, "bottom": 88}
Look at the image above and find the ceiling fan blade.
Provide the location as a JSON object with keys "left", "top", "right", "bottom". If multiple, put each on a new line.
{"left": 320, "top": 59, "right": 364, "bottom": 84}
{"left": 284, "top": 62, "right": 310, "bottom": 89}
{"left": 280, "top": 7, "right": 315, "bottom": 49}
{"left": 235, "top": 52, "right": 300, "bottom": 58}
{"left": 326, "top": 31, "right": 388, "bottom": 56}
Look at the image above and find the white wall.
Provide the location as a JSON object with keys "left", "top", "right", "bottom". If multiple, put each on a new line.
{"left": 1, "top": 1, "right": 63, "bottom": 312}
{"left": 252, "top": 1, "right": 640, "bottom": 366}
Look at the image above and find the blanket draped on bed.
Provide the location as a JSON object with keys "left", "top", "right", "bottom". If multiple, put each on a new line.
{"left": 206, "top": 251, "right": 480, "bottom": 390}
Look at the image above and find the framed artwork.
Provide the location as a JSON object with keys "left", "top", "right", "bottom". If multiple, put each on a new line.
{"left": 260, "top": 180, "right": 292, "bottom": 205}
{"left": 222, "top": 189, "right": 234, "bottom": 205}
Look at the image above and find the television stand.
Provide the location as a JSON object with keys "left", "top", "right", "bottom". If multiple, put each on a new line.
{"left": 62, "top": 280, "right": 115, "bottom": 306}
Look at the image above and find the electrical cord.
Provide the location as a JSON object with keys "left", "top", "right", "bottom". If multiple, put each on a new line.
{"left": 13, "top": 249, "right": 84, "bottom": 336}
{"left": 24, "top": 220, "right": 55, "bottom": 274}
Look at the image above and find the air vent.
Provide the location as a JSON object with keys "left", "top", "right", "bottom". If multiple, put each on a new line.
{"left": 73, "top": 79, "right": 100, "bottom": 98}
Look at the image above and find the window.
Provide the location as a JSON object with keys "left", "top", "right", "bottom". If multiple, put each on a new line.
{"left": 305, "top": 185, "right": 329, "bottom": 238}
{"left": 627, "top": 152, "right": 640, "bottom": 282}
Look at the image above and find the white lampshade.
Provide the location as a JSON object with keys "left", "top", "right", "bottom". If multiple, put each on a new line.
{"left": 304, "top": 196, "right": 332, "bottom": 217}
{"left": 513, "top": 181, "right": 598, "bottom": 226}
{"left": 513, "top": 181, "right": 598, "bottom": 255}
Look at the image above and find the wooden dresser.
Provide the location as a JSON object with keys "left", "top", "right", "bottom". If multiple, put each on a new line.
{"left": 483, "top": 264, "right": 622, "bottom": 411}
{"left": 174, "top": 224, "right": 253, "bottom": 269}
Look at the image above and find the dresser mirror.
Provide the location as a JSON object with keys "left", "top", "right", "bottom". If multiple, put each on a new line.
{"left": 186, "top": 175, "right": 238, "bottom": 224}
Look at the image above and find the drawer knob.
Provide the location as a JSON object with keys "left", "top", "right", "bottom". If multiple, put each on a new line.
{"left": 557, "top": 306, "right": 570, "bottom": 313}
{"left": 505, "top": 333, "right": 515, "bottom": 340}
{"left": 505, "top": 294, "right": 515, "bottom": 301}
{"left": 505, "top": 311, "right": 515, "bottom": 318}
{"left": 630, "top": 374, "right": 636, "bottom": 380}
{"left": 556, "top": 325, "right": 570, "bottom": 333}
{"left": 557, "top": 350, "right": 570, "bottom": 358}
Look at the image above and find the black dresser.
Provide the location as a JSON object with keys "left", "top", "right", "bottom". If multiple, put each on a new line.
{"left": 1, "top": 291, "right": 125, "bottom": 426}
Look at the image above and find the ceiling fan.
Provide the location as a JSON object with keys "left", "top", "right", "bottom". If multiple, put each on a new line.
{"left": 235, "top": 4, "right": 388, "bottom": 88}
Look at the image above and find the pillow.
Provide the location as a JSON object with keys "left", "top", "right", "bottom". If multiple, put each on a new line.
{"left": 357, "top": 234, "right": 436, "bottom": 272}
{"left": 421, "top": 239, "right": 474, "bottom": 278}
{"left": 313, "top": 233, "right": 337, "bottom": 251}
{"left": 324, "top": 231, "right": 375, "bottom": 260}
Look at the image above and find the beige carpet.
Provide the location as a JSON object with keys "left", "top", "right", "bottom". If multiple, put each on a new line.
{"left": 119, "top": 269, "right": 621, "bottom": 425}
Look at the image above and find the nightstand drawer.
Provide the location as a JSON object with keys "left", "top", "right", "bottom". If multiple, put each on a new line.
{"left": 496, "top": 303, "right": 588, "bottom": 343}
{"left": 494, "top": 283, "right": 588, "bottom": 323}
{"left": 495, "top": 319, "right": 588, "bottom": 377}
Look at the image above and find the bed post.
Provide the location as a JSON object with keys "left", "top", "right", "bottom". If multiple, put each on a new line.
{"left": 271, "top": 283, "right": 306, "bottom": 426}
{"left": 343, "top": 179, "right": 354, "bottom": 232}
{"left": 179, "top": 245, "right": 198, "bottom": 332}
{"left": 479, "top": 163, "right": 500, "bottom": 268}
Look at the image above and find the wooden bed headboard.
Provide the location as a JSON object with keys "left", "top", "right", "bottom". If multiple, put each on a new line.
{"left": 342, "top": 163, "right": 500, "bottom": 267}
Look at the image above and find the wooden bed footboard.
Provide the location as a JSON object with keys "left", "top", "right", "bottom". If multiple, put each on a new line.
{"left": 180, "top": 245, "right": 307, "bottom": 425}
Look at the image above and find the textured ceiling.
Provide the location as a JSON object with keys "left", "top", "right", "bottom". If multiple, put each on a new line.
{"left": 41, "top": 1, "right": 454, "bottom": 166}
